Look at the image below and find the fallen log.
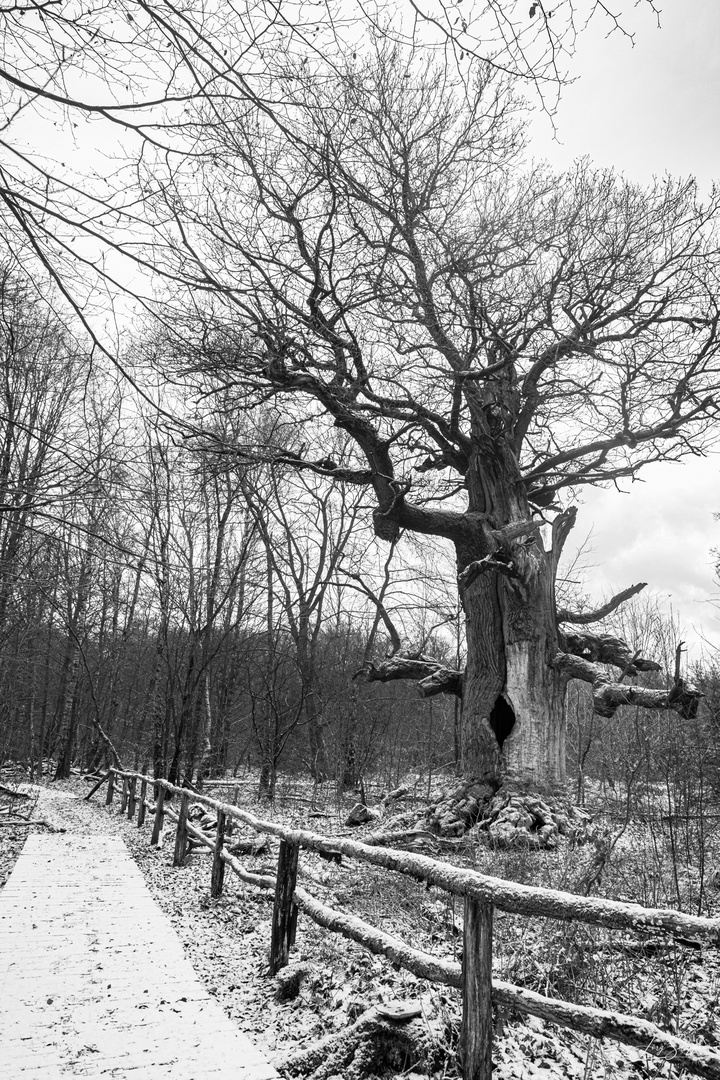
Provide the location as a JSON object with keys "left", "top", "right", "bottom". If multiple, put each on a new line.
{"left": 228, "top": 836, "right": 271, "bottom": 856}
{"left": 0, "top": 784, "right": 30, "bottom": 799}
{"left": 492, "top": 981, "right": 720, "bottom": 1080}
{"left": 293, "top": 885, "right": 459, "bottom": 987}
{"left": 0, "top": 819, "right": 57, "bottom": 829}
{"left": 281, "top": 881, "right": 720, "bottom": 1079}
{"left": 380, "top": 786, "right": 411, "bottom": 806}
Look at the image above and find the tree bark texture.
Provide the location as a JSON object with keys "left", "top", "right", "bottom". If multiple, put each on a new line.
{"left": 172, "top": 792, "right": 190, "bottom": 866}
{"left": 455, "top": 484, "right": 568, "bottom": 789}
{"left": 151, "top": 783, "right": 165, "bottom": 846}
{"left": 461, "top": 898, "right": 494, "bottom": 1080}
{"left": 270, "top": 839, "right": 300, "bottom": 975}
{"left": 353, "top": 421, "right": 575, "bottom": 794}
{"left": 278, "top": 1007, "right": 442, "bottom": 1080}
{"left": 211, "top": 810, "right": 227, "bottom": 897}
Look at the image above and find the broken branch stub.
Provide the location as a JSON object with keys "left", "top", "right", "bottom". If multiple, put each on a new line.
{"left": 562, "top": 631, "right": 661, "bottom": 675}
{"left": 489, "top": 519, "right": 542, "bottom": 545}
{"left": 458, "top": 552, "right": 517, "bottom": 592}
{"left": 356, "top": 651, "right": 463, "bottom": 698}
{"left": 418, "top": 667, "right": 463, "bottom": 698}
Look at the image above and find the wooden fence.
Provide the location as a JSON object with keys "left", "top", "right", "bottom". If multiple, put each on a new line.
{"left": 99, "top": 768, "right": 720, "bottom": 1080}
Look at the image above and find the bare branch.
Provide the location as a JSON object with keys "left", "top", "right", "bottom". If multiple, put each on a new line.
{"left": 550, "top": 506, "right": 577, "bottom": 568}
{"left": 557, "top": 582, "right": 648, "bottom": 625}
{"left": 341, "top": 570, "right": 403, "bottom": 655}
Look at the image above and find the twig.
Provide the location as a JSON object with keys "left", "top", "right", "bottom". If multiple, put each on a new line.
{"left": 0, "top": 819, "right": 61, "bottom": 829}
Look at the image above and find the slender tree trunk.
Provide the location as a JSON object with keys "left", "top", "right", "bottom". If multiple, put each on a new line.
{"left": 300, "top": 658, "right": 329, "bottom": 782}
{"left": 258, "top": 753, "right": 277, "bottom": 800}
{"left": 168, "top": 646, "right": 197, "bottom": 784}
{"left": 54, "top": 658, "right": 81, "bottom": 779}
{"left": 194, "top": 675, "right": 213, "bottom": 786}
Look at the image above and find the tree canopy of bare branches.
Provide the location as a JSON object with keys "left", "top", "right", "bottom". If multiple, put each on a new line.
{"left": 128, "top": 43, "right": 720, "bottom": 791}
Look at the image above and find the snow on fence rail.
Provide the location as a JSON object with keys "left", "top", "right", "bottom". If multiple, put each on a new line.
{"left": 98, "top": 769, "right": 720, "bottom": 1080}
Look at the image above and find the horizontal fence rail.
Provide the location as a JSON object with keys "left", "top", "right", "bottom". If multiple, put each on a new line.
{"left": 101, "top": 769, "right": 720, "bottom": 1080}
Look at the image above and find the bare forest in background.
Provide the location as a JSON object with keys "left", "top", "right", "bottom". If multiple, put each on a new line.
{"left": 1, "top": 270, "right": 719, "bottom": 839}
{"left": 0, "top": 272, "right": 458, "bottom": 792}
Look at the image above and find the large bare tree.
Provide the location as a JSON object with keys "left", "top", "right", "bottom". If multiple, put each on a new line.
{"left": 141, "top": 49, "right": 719, "bottom": 804}
{"left": 0, "top": 0, "right": 662, "bottom": 311}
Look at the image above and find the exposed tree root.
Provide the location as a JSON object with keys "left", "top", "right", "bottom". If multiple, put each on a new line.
{"left": 475, "top": 788, "right": 591, "bottom": 849}
{"left": 423, "top": 777, "right": 495, "bottom": 837}
{"left": 276, "top": 1005, "right": 443, "bottom": 1080}
{"left": 416, "top": 778, "right": 591, "bottom": 847}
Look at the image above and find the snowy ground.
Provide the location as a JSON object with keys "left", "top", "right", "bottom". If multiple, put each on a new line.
{"left": 1, "top": 774, "right": 718, "bottom": 1079}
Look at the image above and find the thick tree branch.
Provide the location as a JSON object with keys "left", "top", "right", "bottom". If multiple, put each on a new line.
{"left": 261, "top": 359, "right": 482, "bottom": 543}
{"left": 458, "top": 552, "right": 517, "bottom": 592}
{"left": 550, "top": 506, "right": 577, "bottom": 569}
{"left": 557, "top": 582, "right": 648, "bottom": 625}
{"left": 554, "top": 653, "right": 702, "bottom": 720}
{"left": 356, "top": 652, "right": 463, "bottom": 698}
{"left": 418, "top": 668, "right": 464, "bottom": 697}
{"left": 344, "top": 568, "right": 463, "bottom": 697}
{"left": 561, "top": 631, "right": 661, "bottom": 675}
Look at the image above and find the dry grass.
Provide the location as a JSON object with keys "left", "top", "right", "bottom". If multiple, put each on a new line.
{"left": 3, "top": 769, "right": 720, "bottom": 1078}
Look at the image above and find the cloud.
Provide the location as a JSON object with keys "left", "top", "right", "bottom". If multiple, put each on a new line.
{"left": 575, "top": 456, "right": 720, "bottom": 659}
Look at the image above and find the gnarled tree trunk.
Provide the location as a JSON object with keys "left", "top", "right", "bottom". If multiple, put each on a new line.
{"left": 460, "top": 554, "right": 566, "bottom": 790}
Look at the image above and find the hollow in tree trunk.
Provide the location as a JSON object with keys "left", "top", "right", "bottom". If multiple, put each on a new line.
{"left": 358, "top": 483, "right": 698, "bottom": 842}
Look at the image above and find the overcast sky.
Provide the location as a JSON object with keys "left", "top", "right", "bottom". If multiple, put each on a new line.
{"left": 21, "top": 3, "right": 720, "bottom": 658}
{"left": 528, "top": 0, "right": 720, "bottom": 658}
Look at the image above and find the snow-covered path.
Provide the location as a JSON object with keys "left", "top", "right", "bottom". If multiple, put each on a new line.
{"left": 0, "top": 825, "right": 278, "bottom": 1079}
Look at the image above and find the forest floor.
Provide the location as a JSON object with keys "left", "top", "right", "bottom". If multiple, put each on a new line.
{"left": 1, "top": 770, "right": 720, "bottom": 1079}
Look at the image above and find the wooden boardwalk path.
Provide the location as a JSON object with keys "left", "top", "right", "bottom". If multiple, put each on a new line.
{"left": 0, "top": 833, "right": 279, "bottom": 1079}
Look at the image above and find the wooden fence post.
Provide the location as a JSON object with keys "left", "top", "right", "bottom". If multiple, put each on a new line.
{"left": 173, "top": 792, "right": 190, "bottom": 867}
{"left": 211, "top": 811, "right": 227, "bottom": 898}
{"left": 127, "top": 776, "right": 137, "bottom": 819}
{"left": 84, "top": 771, "right": 110, "bottom": 801}
{"left": 119, "top": 776, "right": 129, "bottom": 814}
{"left": 137, "top": 779, "right": 147, "bottom": 827}
{"left": 105, "top": 770, "right": 115, "bottom": 806}
{"left": 460, "top": 897, "right": 494, "bottom": 1080}
{"left": 270, "top": 839, "right": 299, "bottom": 975}
{"left": 151, "top": 784, "right": 166, "bottom": 847}
{"left": 226, "top": 785, "right": 239, "bottom": 839}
